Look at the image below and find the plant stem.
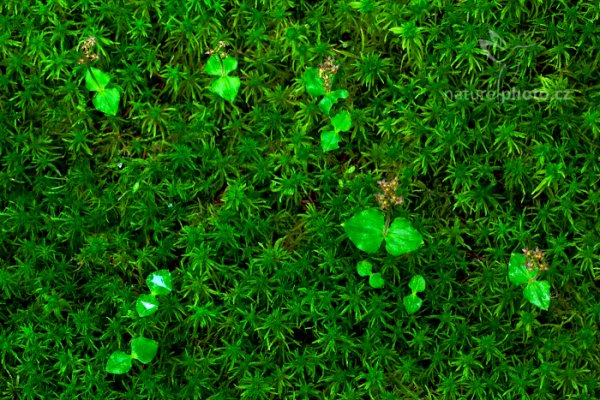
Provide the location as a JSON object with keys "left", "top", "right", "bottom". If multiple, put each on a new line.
{"left": 383, "top": 211, "right": 391, "bottom": 236}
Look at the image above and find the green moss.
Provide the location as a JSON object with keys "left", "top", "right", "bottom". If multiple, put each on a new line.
{"left": 0, "top": 0, "right": 599, "bottom": 398}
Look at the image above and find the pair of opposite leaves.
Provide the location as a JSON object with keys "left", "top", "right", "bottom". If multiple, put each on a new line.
{"left": 204, "top": 55, "right": 240, "bottom": 103}
{"left": 303, "top": 67, "right": 352, "bottom": 152}
{"left": 508, "top": 253, "right": 551, "bottom": 310}
{"left": 342, "top": 208, "right": 423, "bottom": 256}
{"left": 85, "top": 67, "right": 120, "bottom": 116}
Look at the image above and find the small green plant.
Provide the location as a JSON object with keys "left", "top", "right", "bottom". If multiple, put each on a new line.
{"left": 303, "top": 55, "right": 352, "bottom": 152}
{"left": 389, "top": 22, "right": 424, "bottom": 67}
{"left": 106, "top": 337, "right": 158, "bottom": 374}
{"left": 136, "top": 269, "right": 173, "bottom": 317}
{"left": 84, "top": 67, "right": 121, "bottom": 116}
{"left": 105, "top": 270, "right": 173, "bottom": 374}
{"left": 403, "top": 275, "right": 426, "bottom": 314}
{"left": 204, "top": 41, "right": 240, "bottom": 103}
{"left": 342, "top": 208, "right": 423, "bottom": 255}
{"left": 342, "top": 178, "right": 423, "bottom": 288}
{"left": 508, "top": 247, "right": 551, "bottom": 310}
{"left": 356, "top": 260, "right": 385, "bottom": 288}
{"left": 79, "top": 36, "right": 120, "bottom": 116}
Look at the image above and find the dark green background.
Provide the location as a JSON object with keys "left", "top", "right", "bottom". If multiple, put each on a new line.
{"left": 1, "top": 0, "right": 599, "bottom": 398}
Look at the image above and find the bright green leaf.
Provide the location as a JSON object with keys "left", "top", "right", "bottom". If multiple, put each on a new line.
{"left": 92, "top": 88, "right": 120, "bottom": 116}
{"left": 210, "top": 76, "right": 240, "bottom": 102}
{"left": 341, "top": 209, "right": 385, "bottom": 253}
{"left": 221, "top": 57, "right": 238, "bottom": 74}
{"left": 357, "top": 261, "right": 373, "bottom": 277}
{"left": 408, "top": 275, "right": 426, "bottom": 293}
{"left": 331, "top": 110, "right": 352, "bottom": 132}
{"left": 106, "top": 351, "right": 132, "bottom": 374}
{"left": 523, "top": 280, "right": 551, "bottom": 310}
{"left": 319, "top": 97, "right": 335, "bottom": 116}
{"left": 205, "top": 55, "right": 238, "bottom": 76}
{"left": 85, "top": 68, "right": 111, "bottom": 91}
{"left": 318, "top": 89, "right": 349, "bottom": 115}
{"left": 146, "top": 270, "right": 173, "bottom": 296}
{"left": 303, "top": 67, "right": 326, "bottom": 97}
{"left": 331, "top": 89, "right": 349, "bottom": 100}
{"left": 369, "top": 272, "right": 385, "bottom": 289}
{"left": 136, "top": 294, "right": 159, "bottom": 317}
{"left": 384, "top": 217, "right": 423, "bottom": 256}
{"left": 204, "top": 55, "right": 224, "bottom": 76}
{"left": 321, "top": 130, "right": 341, "bottom": 152}
{"left": 131, "top": 337, "right": 158, "bottom": 364}
{"left": 403, "top": 294, "right": 423, "bottom": 315}
{"left": 508, "top": 253, "right": 535, "bottom": 285}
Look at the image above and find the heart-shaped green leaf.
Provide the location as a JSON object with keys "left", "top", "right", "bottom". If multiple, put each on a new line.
{"left": 403, "top": 294, "right": 423, "bottom": 315}
{"left": 203, "top": 55, "right": 223, "bottom": 76}
{"left": 221, "top": 56, "right": 238, "bottom": 74}
{"left": 384, "top": 217, "right": 423, "bottom": 256}
{"left": 342, "top": 209, "right": 385, "bottom": 253}
{"left": 92, "top": 88, "right": 120, "bottom": 116}
{"left": 303, "top": 67, "right": 326, "bottom": 97}
{"left": 205, "top": 55, "right": 222, "bottom": 76}
{"left": 523, "top": 280, "right": 551, "bottom": 310}
{"left": 408, "top": 275, "right": 426, "bottom": 293}
{"left": 318, "top": 89, "right": 349, "bottom": 115}
{"left": 508, "top": 253, "right": 535, "bottom": 285}
{"left": 369, "top": 272, "right": 385, "bottom": 289}
{"left": 357, "top": 260, "right": 373, "bottom": 277}
{"left": 85, "top": 67, "right": 111, "bottom": 91}
{"left": 331, "top": 110, "right": 352, "bottom": 132}
{"left": 321, "top": 130, "right": 341, "bottom": 152}
{"left": 146, "top": 270, "right": 173, "bottom": 296}
{"left": 210, "top": 76, "right": 240, "bottom": 102}
{"left": 136, "top": 294, "right": 159, "bottom": 317}
{"left": 131, "top": 337, "right": 158, "bottom": 364}
{"left": 204, "top": 55, "right": 239, "bottom": 76}
{"left": 106, "top": 351, "right": 132, "bottom": 374}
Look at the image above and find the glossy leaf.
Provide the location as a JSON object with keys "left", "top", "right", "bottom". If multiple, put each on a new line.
{"left": 136, "top": 294, "right": 159, "bottom": 317}
{"left": 357, "top": 260, "right": 373, "bottom": 277}
{"left": 369, "top": 272, "right": 385, "bottom": 289}
{"left": 221, "top": 56, "right": 238, "bottom": 74}
{"left": 205, "top": 55, "right": 222, "bottom": 75}
{"left": 318, "top": 89, "right": 349, "bottom": 115}
{"left": 106, "top": 351, "right": 132, "bottom": 374}
{"left": 408, "top": 275, "right": 425, "bottom": 293}
{"left": 321, "top": 130, "right": 341, "bottom": 152}
{"left": 131, "top": 337, "right": 158, "bottom": 364}
{"left": 342, "top": 209, "right": 384, "bottom": 253}
{"left": 384, "top": 217, "right": 423, "bottom": 256}
{"left": 508, "top": 253, "right": 535, "bottom": 285}
{"left": 85, "top": 67, "right": 110, "bottom": 91}
{"left": 204, "top": 55, "right": 237, "bottom": 76}
{"left": 146, "top": 270, "right": 173, "bottom": 296}
{"left": 210, "top": 76, "right": 240, "bottom": 102}
{"left": 303, "top": 67, "right": 326, "bottom": 97}
{"left": 331, "top": 110, "right": 352, "bottom": 132}
{"left": 523, "top": 280, "right": 551, "bottom": 310}
{"left": 92, "top": 88, "right": 120, "bottom": 116}
{"left": 404, "top": 294, "right": 423, "bottom": 315}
